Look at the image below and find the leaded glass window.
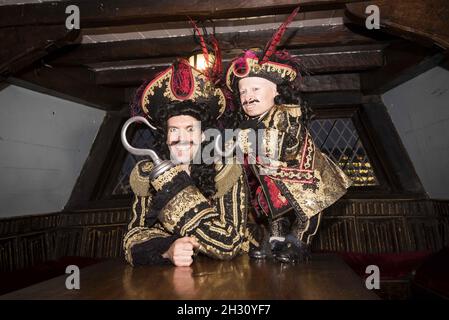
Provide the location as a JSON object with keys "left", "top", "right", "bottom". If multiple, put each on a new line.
{"left": 309, "top": 118, "right": 378, "bottom": 186}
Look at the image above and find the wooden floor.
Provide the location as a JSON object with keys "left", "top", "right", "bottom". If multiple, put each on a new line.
{"left": 1, "top": 254, "right": 378, "bottom": 300}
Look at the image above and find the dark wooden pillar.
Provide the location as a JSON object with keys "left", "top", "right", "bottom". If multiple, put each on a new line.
{"left": 359, "top": 95, "right": 426, "bottom": 196}
{"left": 65, "top": 111, "right": 126, "bottom": 210}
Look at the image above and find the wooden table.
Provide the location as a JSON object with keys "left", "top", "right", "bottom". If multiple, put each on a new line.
{"left": 1, "top": 254, "right": 378, "bottom": 300}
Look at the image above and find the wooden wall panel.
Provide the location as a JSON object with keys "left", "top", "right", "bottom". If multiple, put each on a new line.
{"left": 0, "top": 199, "right": 448, "bottom": 271}
{"left": 312, "top": 217, "right": 359, "bottom": 252}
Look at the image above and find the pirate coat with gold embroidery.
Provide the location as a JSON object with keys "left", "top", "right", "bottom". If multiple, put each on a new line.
{"left": 240, "top": 104, "right": 353, "bottom": 220}
{"left": 122, "top": 160, "right": 259, "bottom": 266}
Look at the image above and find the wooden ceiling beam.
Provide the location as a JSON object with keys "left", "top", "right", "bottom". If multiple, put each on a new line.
{"left": 345, "top": 0, "right": 449, "bottom": 50}
{"left": 301, "top": 73, "right": 360, "bottom": 92}
{"left": 0, "top": 0, "right": 367, "bottom": 28}
{"left": 47, "top": 25, "right": 381, "bottom": 67}
{"left": 0, "top": 25, "right": 80, "bottom": 78}
{"left": 89, "top": 45, "right": 383, "bottom": 86}
{"left": 11, "top": 66, "right": 125, "bottom": 110}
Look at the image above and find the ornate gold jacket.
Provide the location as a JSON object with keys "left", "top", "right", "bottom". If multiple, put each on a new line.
{"left": 123, "top": 161, "right": 258, "bottom": 266}
{"left": 241, "top": 104, "right": 353, "bottom": 219}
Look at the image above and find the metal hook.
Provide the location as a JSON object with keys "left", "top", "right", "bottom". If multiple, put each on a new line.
{"left": 121, "top": 116, "right": 162, "bottom": 166}
{"left": 214, "top": 132, "right": 236, "bottom": 158}
{"left": 121, "top": 116, "right": 176, "bottom": 180}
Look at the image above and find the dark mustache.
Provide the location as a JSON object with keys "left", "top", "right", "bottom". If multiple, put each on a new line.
{"left": 168, "top": 140, "right": 195, "bottom": 147}
{"left": 242, "top": 99, "right": 260, "bottom": 106}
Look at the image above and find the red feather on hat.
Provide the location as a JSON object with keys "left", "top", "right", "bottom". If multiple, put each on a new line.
{"left": 260, "top": 6, "right": 300, "bottom": 65}
{"left": 188, "top": 18, "right": 211, "bottom": 78}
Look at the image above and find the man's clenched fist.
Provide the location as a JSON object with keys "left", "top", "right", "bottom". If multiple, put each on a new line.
{"left": 162, "top": 237, "right": 200, "bottom": 267}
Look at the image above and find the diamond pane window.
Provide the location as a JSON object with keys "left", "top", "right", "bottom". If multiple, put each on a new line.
{"left": 112, "top": 128, "right": 154, "bottom": 195}
{"left": 309, "top": 118, "right": 378, "bottom": 186}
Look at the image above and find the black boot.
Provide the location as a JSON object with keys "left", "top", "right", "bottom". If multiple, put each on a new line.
{"left": 249, "top": 238, "right": 287, "bottom": 259}
{"left": 275, "top": 235, "right": 311, "bottom": 264}
{"left": 249, "top": 235, "right": 272, "bottom": 259}
{"left": 249, "top": 216, "right": 289, "bottom": 260}
{"left": 269, "top": 238, "right": 286, "bottom": 258}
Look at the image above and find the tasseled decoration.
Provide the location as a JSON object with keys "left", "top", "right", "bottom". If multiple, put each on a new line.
{"left": 260, "top": 6, "right": 300, "bottom": 65}
{"left": 171, "top": 60, "right": 194, "bottom": 99}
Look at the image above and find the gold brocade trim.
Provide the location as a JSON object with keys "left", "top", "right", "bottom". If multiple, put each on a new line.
{"left": 213, "top": 164, "right": 243, "bottom": 199}
{"left": 263, "top": 59, "right": 297, "bottom": 81}
{"left": 215, "top": 162, "right": 234, "bottom": 181}
{"left": 241, "top": 240, "right": 250, "bottom": 253}
{"left": 129, "top": 161, "right": 153, "bottom": 196}
{"left": 215, "top": 163, "right": 224, "bottom": 172}
{"left": 214, "top": 88, "right": 226, "bottom": 118}
{"left": 141, "top": 69, "right": 171, "bottom": 117}
{"left": 128, "top": 194, "right": 153, "bottom": 230}
{"left": 253, "top": 104, "right": 353, "bottom": 217}
{"left": 140, "top": 196, "right": 148, "bottom": 227}
{"left": 207, "top": 223, "right": 235, "bottom": 236}
{"left": 236, "top": 129, "right": 252, "bottom": 154}
{"left": 151, "top": 166, "right": 184, "bottom": 191}
{"left": 160, "top": 185, "right": 208, "bottom": 233}
{"left": 300, "top": 131, "right": 315, "bottom": 171}
{"left": 237, "top": 128, "right": 279, "bottom": 159}
{"left": 191, "top": 175, "right": 248, "bottom": 259}
{"left": 128, "top": 196, "right": 139, "bottom": 230}
{"left": 123, "top": 225, "right": 171, "bottom": 265}
{"left": 141, "top": 63, "right": 226, "bottom": 119}
{"left": 196, "top": 228, "right": 240, "bottom": 251}
{"left": 262, "top": 128, "right": 280, "bottom": 159}
{"left": 226, "top": 57, "right": 297, "bottom": 91}
{"left": 303, "top": 212, "right": 322, "bottom": 245}
{"left": 284, "top": 115, "right": 301, "bottom": 157}
{"left": 266, "top": 169, "right": 315, "bottom": 182}
{"left": 239, "top": 176, "right": 248, "bottom": 236}
{"left": 216, "top": 196, "right": 226, "bottom": 227}
{"left": 281, "top": 104, "right": 302, "bottom": 118}
{"left": 244, "top": 228, "right": 259, "bottom": 248}
{"left": 282, "top": 151, "right": 352, "bottom": 217}
{"left": 180, "top": 208, "right": 216, "bottom": 235}
{"left": 232, "top": 179, "right": 239, "bottom": 230}
{"left": 198, "top": 242, "right": 237, "bottom": 259}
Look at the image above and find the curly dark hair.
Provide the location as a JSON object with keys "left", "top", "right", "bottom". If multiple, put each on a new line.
{"left": 153, "top": 101, "right": 217, "bottom": 199}
{"left": 226, "top": 81, "right": 313, "bottom": 130}
{"left": 274, "top": 82, "right": 314, "bottom": 126}
{"left": 130, "top": 85, "right": 217, "bottom": 199}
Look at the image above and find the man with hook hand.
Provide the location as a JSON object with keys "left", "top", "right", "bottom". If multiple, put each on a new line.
{"left": 123, "top": 59, "right": 261, "bottom": 267}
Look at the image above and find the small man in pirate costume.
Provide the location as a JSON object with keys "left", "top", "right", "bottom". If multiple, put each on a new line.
{"left": 123, "top": 58, "right": 261, "bottom": 267}
{"left": 225, "top": 7, "right": 353, "bottom": 263}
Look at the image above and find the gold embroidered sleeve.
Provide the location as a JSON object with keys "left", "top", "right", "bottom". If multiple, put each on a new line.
{"left": 129, "top": 160, "right": 154, "bottom": 196}
{"left": 123, "top": 161, "right": 177, "bottom": 266}
{"left": 158, "top": 173, "right": 249, "bottom": 260}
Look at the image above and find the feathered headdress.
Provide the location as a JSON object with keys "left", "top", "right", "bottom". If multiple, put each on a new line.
{"left": 225, "top": 6, "right": 302, "bottom": 91}
{"left": 130, "top": 20, "right": 228, "bottom": 129}
{"left": 189, "top": 18, "right": 224, "bottom": 86}
{"left": 136, "top": 59, "right": 226, "bottom": 129}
